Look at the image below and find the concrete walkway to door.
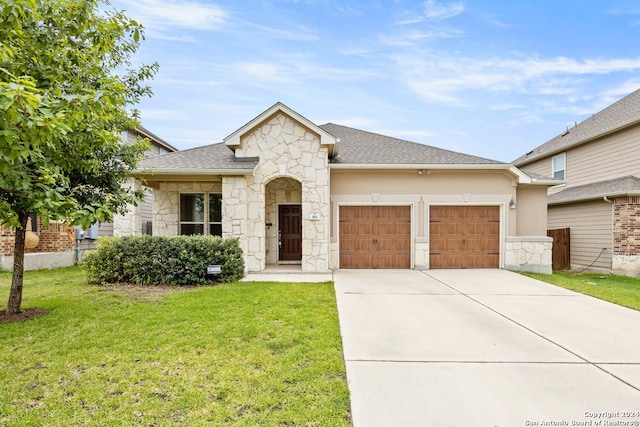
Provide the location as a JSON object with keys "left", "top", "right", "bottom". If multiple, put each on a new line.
{"left": 334, "top": 269, "right": 640, "bottom": 426}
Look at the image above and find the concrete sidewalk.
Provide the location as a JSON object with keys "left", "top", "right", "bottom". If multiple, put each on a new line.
{"left": 334, "top": 269, "right": 640, "bottom": 426}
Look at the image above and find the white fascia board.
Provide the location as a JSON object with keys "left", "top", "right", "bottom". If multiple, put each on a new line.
{"left": 224, "top": 102, "right": 337, "bottom": 147}
{"left": 329, "top": 163, "right": 512, "bottom": 170}
{"left": 136, "top": 168, "right": 254, "bottom": 176}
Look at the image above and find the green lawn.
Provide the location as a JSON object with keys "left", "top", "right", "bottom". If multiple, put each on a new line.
{"left": 0, "top": 267, "right": 351, "bottom": 426}
{"left": 522, "top": 270, "right": 640, "bottom": 311}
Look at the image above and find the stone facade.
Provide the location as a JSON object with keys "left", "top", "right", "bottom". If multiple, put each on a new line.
{"left": 153, "top": 182, "right": 223, "bottom": 237}
{"left": 224, "top": 112, "right": 330, "bottom": 273}
{"left": 504, "top": 236, "right": 553, "bottom": 274}
{"left": 113, "top": 178, "right": 143, "bottom": 236}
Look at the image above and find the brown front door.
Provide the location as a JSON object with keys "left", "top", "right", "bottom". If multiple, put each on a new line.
{"left": 339, "top": 206, "right": 411, "bottom": 269}
{"left": 429, "top": 206, "right": 500, "bottom": 269}
{"left": 279, "top": 205, "right": 302, "bottom": 262}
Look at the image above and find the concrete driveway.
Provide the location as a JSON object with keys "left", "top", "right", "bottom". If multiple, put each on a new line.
{"left": 334, "top": 269, "right": 640, "bottom": 427}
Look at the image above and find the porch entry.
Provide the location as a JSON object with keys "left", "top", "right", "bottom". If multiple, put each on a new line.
{"left": 279, "top": 205, "right": 302, "bottom": 262}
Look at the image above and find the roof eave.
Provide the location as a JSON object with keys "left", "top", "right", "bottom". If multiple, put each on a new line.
{"left": 133, "top": 126, "right": 178, "bottom": 153}
{"left": 135, "top": 168, "right": 255, "bottom": 176}
{"left": 549, "top": 190, "right": 640, "bottom": 205}
{"left": 224, "top": 102, "right": 338, "bottom": 156}
{"left": 329, "top": 163, "right": 510, "bottom": 170}
{"left": 517, "top": 117, "right": 640, "bottom": 167}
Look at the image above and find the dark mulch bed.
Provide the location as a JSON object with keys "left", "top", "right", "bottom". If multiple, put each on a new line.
{"left": 0, "top": 307, "right": 48, "bottom": 323}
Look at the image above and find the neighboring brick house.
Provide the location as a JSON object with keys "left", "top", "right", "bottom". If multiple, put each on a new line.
{"left": 514, "top": 88, "right": 640, "bottom": 275}
{"left": 0, "top": 127, "right": 176, "bottom": 271}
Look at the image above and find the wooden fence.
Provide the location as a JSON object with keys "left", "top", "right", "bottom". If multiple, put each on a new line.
{"left": 547, "top": 228, "right": 570, "bottom": 271}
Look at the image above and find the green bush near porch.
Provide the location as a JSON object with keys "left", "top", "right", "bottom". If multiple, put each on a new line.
{"left": 84, "top": 235, "right": 244, "bottom": 286}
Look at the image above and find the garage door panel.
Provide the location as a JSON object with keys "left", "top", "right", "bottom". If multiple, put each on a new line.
{"left": 340, "top": 206, "right": 411, "bottom": 269}
{"left": 429, "top": 206, "right": 499, "bottom": 269}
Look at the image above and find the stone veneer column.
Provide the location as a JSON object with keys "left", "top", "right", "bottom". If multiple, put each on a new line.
{"left": 504, "top": 236, "right": 552, "bottom": 274}
{"left": 113, "top": 178, "right": 143, "bottom": 236}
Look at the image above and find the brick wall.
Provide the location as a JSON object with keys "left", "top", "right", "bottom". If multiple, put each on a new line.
{"left": 613, "top": 196, "right": 640, "bottom": 255}
{"left": 0, "top": 219, "right": 73, "bottom": 256}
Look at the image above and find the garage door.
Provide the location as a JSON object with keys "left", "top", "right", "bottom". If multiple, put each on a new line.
{"left": 429, "top": 206, "right": 499, "bottom": 269}
{"left": 340, "top": 206, "right": 411, "bottom": 269}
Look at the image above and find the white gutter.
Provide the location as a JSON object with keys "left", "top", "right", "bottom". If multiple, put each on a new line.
{"left": 329, "top": 163, "right": 556, "bottom": 185}
{"left": 135, "top": 168, "right": 255, "bottom": 175}
{"left": 329, "top": 163, "right": 512, "bottom": 170}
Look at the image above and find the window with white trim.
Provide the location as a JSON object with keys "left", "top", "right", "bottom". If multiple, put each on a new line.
{"left": 179, "top": 193, "right": 222, "bottom": 236}
{"left": 552, "top": 153, "right": 566, "bottom": 180}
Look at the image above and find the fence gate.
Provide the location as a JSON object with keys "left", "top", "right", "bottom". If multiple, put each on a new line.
{"left": 547, "top": 228, "right": 570, "bottom": 271}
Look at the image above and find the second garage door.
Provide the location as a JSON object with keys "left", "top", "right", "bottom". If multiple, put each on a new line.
{"left": 340, "top": 206, "right": 411, "bottom": 269}
{"left": 429, "top": 205, "right": 500, "bottom": 269}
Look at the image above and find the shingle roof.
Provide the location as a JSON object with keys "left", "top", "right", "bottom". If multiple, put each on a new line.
{"left": 139, "top": 123, "right": 503, "bottom": 172}
{"left": 320, "top": 123, "right": 502, "bottom": 165}
{"left": 548, "top": 175, "right": 640, "bottom": 205}
{"left": 135, "top": 126, "right": 178, "bottom": 153}
{"left": 138, "top": 142, "right": 258, "bottom": 171}
{"left": 513, "top": 88, "right": 640, "bottom": 166}
{"left": 520, "top": 169, "right": 562, "bottom": 184}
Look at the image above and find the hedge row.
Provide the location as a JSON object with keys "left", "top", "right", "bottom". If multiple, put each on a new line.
{"left": 84, "top": 235, "right": 244, "bottom": 286}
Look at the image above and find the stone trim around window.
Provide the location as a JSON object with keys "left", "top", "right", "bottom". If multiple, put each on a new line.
{"left": 179, "top": 193, "right": 222, "bottom": 236}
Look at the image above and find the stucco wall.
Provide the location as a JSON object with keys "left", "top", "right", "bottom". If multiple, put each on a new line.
{"left": 515, "top": 186, "right": 548, "bottom": 236}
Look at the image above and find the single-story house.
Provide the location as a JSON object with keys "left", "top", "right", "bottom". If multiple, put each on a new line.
{"left": 130, "top": 103, "right": 557, "bottom": 273}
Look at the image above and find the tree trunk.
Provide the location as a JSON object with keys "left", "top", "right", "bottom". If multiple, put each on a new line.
{"left": 6, "top": 212, "right": 29, "bottom": 315}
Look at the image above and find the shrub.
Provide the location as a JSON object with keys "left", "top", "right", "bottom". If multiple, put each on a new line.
{"left": 84, "top": 235, "right": 244, "bottom": 286}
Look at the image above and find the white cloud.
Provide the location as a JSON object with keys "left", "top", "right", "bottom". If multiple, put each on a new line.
{"left": 490, "top": 104, "right": 526, "bottom": 111}
{"left": 379, "top": 28, "right": 463, "bottom": 46}
{"left": 115, "top": 0, "right": 228, "bottom": 31}
{"left": 598, "top": 79, "right": 640, "bottom": 98}
{"left": 394, "top": 53, "right": 640, "bottom": 105}
{"left": 140, "top": 108, "right": 185, "bottom": 121}
{"left": 423, "top": 0, "right": 464, "bottom": 21}
{"left": 249, "top": 23, "right": 318, "bottom": 41}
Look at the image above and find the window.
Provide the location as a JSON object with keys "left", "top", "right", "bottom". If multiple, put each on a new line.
{"left": 180, "top": 193, "right": 222, "bottom": 236}
{"left": 552, "top": 153, "right": 566, "bottom": 180}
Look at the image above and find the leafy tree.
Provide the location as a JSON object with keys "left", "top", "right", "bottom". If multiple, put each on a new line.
{"left": 0, "top": 0, "right": 158, "bottom": 314}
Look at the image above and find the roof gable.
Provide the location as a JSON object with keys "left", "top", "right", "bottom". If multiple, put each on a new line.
{"left": 224, "top": 102, "right": 338, "bottom": 157}
{"left": 514, "top": 88, "right": 640, "bottom": 166}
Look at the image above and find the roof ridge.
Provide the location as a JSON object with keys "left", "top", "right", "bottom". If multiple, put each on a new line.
{"left": 320, "top": 122, "right": 501, "bottom": 164}
{"left": 514, "top": 87, "right": 640, "bottom": 165}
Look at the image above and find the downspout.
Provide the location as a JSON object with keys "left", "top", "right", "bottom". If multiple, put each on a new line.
{"left": 603, "top": 196, "right": 614, "bottom": 274}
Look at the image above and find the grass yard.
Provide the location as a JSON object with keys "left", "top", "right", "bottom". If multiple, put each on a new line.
{"left": 0, "top": 267, "right": 350, "bottom": 426}
{"left": 522, "top": 270, "right": 640, "bottom": 311}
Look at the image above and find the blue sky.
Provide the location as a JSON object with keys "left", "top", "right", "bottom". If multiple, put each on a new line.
{"left": 111, "top": 0, "right": 640, "bottom": 162}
